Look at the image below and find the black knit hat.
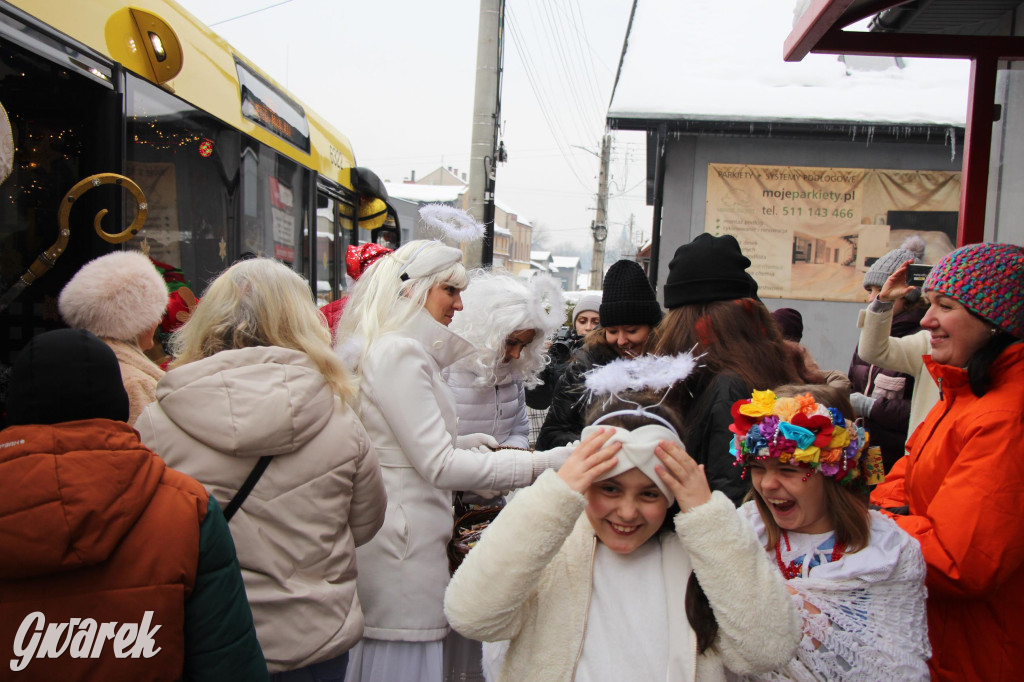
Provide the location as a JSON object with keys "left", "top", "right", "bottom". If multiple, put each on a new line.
{"left": 600, "top": 260, "right": 662, "bottom": 327}
{"left": 663, "top": 233, "right": 758, "bottom": 309}
{"left": 6, "top": 329, "right": 129, "bottom": 426}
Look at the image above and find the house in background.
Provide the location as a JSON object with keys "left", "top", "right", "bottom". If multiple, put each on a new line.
{"left": 550, "top": 255, "right": 580, "bottom": 292}
{"left": 387, "top": 167, "right": 532, "bottom": 273}
{"left": 607, "top": 0, "right": 967, "bottom": 372}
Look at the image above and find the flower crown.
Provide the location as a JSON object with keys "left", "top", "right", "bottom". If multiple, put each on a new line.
{"left": 730, "top": 390, "right": 884, "bottom": 491}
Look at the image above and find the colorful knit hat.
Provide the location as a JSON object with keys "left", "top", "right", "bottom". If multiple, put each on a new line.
{"left": 730, "top": 389, "right": 884, "bottom": 493}
{"left": 924, "top": 242, "right": 1024, "bottom": 338}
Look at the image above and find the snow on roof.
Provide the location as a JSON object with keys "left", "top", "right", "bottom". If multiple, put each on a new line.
{"left": 608, "top": 0, "right": 969, "bottom": 127}
{"left": 531, "top": 250, "right": 552, "bottom": 261}
{"left": 495, "top": 226, "right": 513, "bottom": 237}
{"left": 551, "top": 255, "right": 580, "bottom": 268}
{"left": 384, "top": 183, "right": 466, "bottom": 204}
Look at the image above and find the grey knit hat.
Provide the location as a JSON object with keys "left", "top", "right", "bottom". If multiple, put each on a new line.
{"left": 863, "top": 236, "right": 926, "bottom": 290}
{"left": 572, "top": 292, "right": 602, "bottom": 327}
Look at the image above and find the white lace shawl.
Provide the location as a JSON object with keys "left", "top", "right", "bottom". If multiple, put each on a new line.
{"left": 734, "top": 503, "right": 931, "bottom": 682}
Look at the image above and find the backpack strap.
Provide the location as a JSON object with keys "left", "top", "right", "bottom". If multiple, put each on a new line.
{"left": 223, "top": 455, "right": 273, "bottom": 521}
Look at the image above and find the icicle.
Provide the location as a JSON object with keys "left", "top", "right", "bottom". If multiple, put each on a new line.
{"left": 850, "top": 125, "right": 857, "bottom": 142}
{"left": 865, "top": 125, "right": 875, "bottom": 146}
{"left": 945, "top": 127, "right": 957, "bottom": 163}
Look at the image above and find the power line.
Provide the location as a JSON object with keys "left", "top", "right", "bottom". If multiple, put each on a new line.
{"left": 506, "top": 6, "right": 595, "bottom": 192}
{"left": 209, "top": 0, "right": 294, "bottom": 26}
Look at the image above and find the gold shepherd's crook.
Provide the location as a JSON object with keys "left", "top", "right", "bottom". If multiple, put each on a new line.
{"left": 59, "top": 172, "right": 149, "bottom": 245}
{"left": 10, "top": 173, "right": 148, "bottom": 290}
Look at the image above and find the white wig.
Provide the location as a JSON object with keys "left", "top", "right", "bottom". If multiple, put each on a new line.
{"left": 335, "top": 239, "right": 469, "bottom": 373}
{"left": 449, "top": 270, "right": 566, "bottom": 388}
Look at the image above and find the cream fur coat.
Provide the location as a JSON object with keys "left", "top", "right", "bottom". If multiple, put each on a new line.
{"left": 104, "top": 338, "right": 163, "bottom": 425}
{"left": 444, "top": 470, "right": 801, "bottom": 682}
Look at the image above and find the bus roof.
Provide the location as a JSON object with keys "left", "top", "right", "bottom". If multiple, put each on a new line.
{"left": 7, "top": 0, "right": 357, "bottom": 189}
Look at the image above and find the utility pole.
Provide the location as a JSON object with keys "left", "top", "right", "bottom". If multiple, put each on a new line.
{"left": 589, "top": 132, "right": 611, "bottom": 289}
{"left": 466, "top": 0, "right": 504, "bottom": 267}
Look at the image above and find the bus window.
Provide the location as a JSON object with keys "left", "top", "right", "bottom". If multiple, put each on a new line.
{"left": 314, "top": 192, "right": 336, "bottom": 305}
{"left": 238, "top": 140, "right": 311, "bottom": 276}
{"left": 125, "top": 72, "right": 240, "bottom": 293}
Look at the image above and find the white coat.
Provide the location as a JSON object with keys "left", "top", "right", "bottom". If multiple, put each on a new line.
{"left": 352, "top": 309, "right": 559, "bottom": 642}
{"left": 444, "top": 470, "right": 802, "bottom": 682}
{"left": 136, "top": 345, "right": 386, "bottom": 673}
{"left": 856, "top": 306, "right": 937, "bottom": 435}
{"left": 444, "top": 367, "right": 529, "bottom": 449}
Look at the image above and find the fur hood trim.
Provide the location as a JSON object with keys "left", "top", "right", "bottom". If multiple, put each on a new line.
{"left": 59, "top": 251, "right": 168, "bottom": 341}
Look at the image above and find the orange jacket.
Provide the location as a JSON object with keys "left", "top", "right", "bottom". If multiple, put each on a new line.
{"left": 0, "top": 419, "right": 251, "bottom": 681}
{"left": 871, "top": 344, "right": 1024, "bottom": 682}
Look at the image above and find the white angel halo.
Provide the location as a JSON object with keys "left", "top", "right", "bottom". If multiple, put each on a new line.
{"left": 584, "top": 352, "right": 699, "bottom": 399}
{"left": 418, "top": 203, "right": 485, "bottom": 242}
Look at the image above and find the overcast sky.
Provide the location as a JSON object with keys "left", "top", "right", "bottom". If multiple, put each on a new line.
{"left": 173, "top": 0, "right": 652, "bottom": 255}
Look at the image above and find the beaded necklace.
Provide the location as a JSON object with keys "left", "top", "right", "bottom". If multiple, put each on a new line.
{"left": 774, "top": 530, "right": 845, "bottom": 579}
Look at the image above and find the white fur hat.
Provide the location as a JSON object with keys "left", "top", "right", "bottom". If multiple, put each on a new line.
{"left": 58, "top": 250, "right": 168, "bottom": 341}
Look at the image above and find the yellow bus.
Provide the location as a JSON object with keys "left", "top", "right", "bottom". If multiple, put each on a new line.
{"left": 0, "top": 0, "right": 397, "bottom": 365}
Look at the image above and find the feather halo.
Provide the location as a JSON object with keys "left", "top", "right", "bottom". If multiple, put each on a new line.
{"left": 418, "top": 204, "right": 485, "bottom": 242}
{"left": 584, "top": 353, "right": 698, "bottom": 397}
{"left": 528, "top": 274, "right": 567, "bottom": 333}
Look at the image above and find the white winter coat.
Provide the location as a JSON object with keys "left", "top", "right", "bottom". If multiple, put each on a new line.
{"left": 353, "top": 309, "right": 559, "bottom": 641}
{"left": 856, "top": 305, "right": 937, "bottom": 435}
{"left": 444, "top": 367, "right": 529, "bottom": 449}
{"left": 136, "top": 345, "right": 386, "bottom": 673}
{"left": 444, "top": 470, "right": 802, "bottom": 682}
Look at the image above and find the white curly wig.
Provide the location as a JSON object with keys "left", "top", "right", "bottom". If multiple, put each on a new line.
{"left": 449, "top": 270, "right": 566, "bottom": 388}
{"left": 58, "top": 250, "right": 167, "bottom": 342}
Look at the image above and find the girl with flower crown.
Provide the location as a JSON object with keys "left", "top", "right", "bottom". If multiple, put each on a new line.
{"left": 730, "top": 384, "right": 930, "bottom": 681}
{"left": 444, "top": 358, "right": 801, "bottom": 682}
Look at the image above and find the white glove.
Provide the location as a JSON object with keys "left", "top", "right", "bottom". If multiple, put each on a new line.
{"left": 849, "top": 392, "right": 877, "bottom": 418}
{"left": 457, "top": 433, "right": 500, "bottom": 451}
{"left": 533, "top": 443, "right": 577, "bottom": 474}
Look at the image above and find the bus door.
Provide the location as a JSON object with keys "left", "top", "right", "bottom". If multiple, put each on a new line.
{"left": 313, "top": 180, "right": 355, "bottom": 306}
{"left": 0, "top": 7, "right": 121, "bottom": 365}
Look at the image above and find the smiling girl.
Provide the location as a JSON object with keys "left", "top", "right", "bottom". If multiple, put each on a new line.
{"left": 445, "top": 392, "right": 800, "bottom": 682}
{"left": 731, "top": 384, "right": 930, "bottom": 681}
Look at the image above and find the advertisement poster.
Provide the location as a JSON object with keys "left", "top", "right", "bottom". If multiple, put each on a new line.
{"left": 269, "top": 176, "right": 296, "bottom": 262}
{"left": 705, "top": 163, "right": 961, "bottom": 301}
{"left": 126, "top": 161, "right": 180, "bottom": 265}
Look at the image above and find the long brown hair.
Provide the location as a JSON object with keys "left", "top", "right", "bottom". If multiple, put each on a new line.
{"left": 652, "top": 298, "right": 800, "bottom": 408}
{"left": 749, "top": 383, "right": 871, "bottom": 553}
{"left": 585, "top": 393, "right": 718, "bottom": 653}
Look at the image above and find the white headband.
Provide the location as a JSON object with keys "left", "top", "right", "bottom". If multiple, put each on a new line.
{"left": 397, "top": 241, "right": 463, "bottom": 281}
{"left": 582, "top": 423, "right": 682, "bottom": 505}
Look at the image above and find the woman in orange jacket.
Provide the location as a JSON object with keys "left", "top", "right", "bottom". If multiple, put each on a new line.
{"left": 871, "top": 242, "right": 1024, "bottom": 682}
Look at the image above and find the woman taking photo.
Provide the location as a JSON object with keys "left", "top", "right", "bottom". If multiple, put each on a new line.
{"left": 137, "top": 258, "right": 387, "bottom": 679}
{"left": 335, "top": 239, "right": 570, "bottom": 682}
{"left": 871, "top": 242, "right": 1024, "bottom": 681}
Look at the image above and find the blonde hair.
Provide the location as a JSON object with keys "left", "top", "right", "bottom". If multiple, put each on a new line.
{"left": 336, "top": 239, "right": 469, "bottom": 373}
{"left": 171, "top": 258, "right": 355, "bottom": 402}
